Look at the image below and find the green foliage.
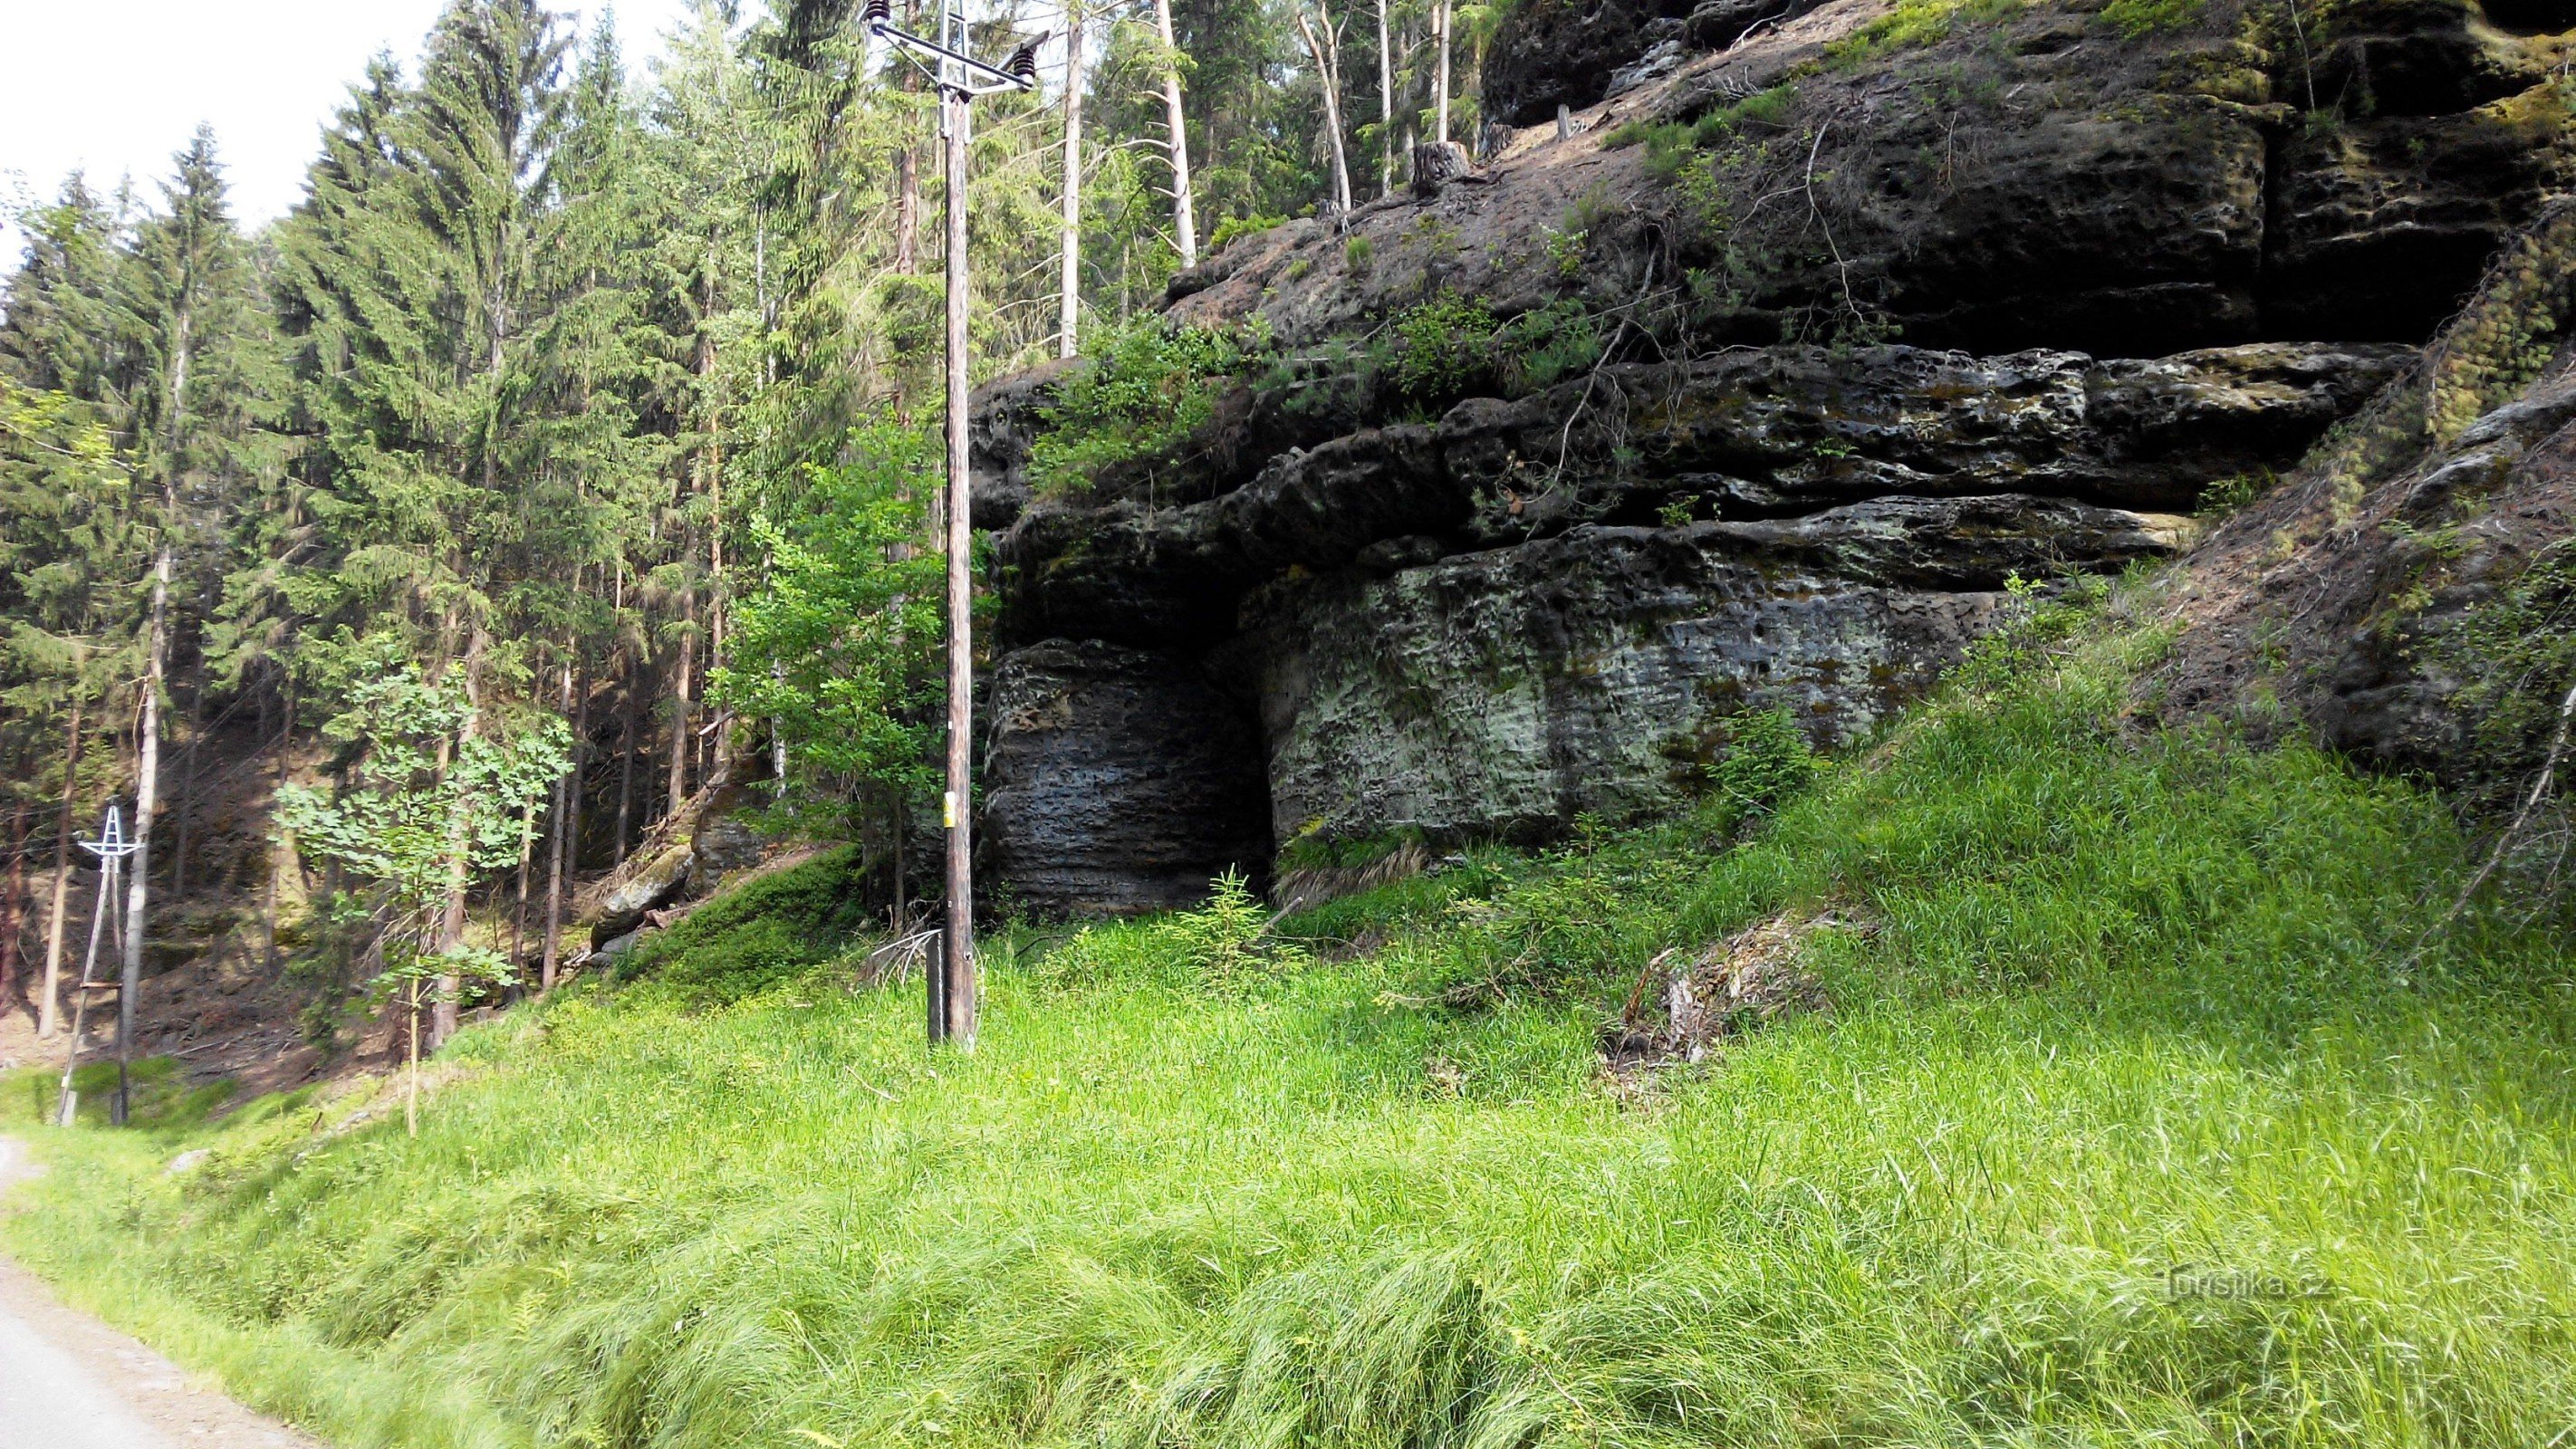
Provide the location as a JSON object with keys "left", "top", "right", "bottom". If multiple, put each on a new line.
{"left": 1027, "top": 319, "right": 1248, "bottom": 498}
{"left": 713, "top": 417, "right": 945, "bottom": 822}
{"left": 1039, "top": 869, "right": 1313, "bottom": 993}
{"left": 2430, "top": 540, "right": 2576, "bottom": 811}
{"left": 1705, "top": 705, "right": 1827, "bottom": 817}
{"left": 2100, "top": 0, "right": 2207, "bottom": 36}
{"left": 1344, "top": 234, "right": 1374, "bottom": 270}
{"left": 1381, "top": 291, "right": 1499, "bottom": 407}
{"left": 1828, "top": 0, "right": 2023, "bottom": 64}
{"left": 617, "top": 847, "right": 876, "bottom": 1003}
{"left": 1208, "top": 214, "right": 1290, "bottom": 255}
{"left": 1950, "top": 571, "right": 2115, "bottom": 695}
{"left": 1495, "top": 301, "right": 1607, "bottom": 394}
{"left": 2197, "top": 467, "right": 2277, "bottom": 516}
{"left": 1606, "top": 85, "right": 1801, "bottom": 179}
{"left": 1277, "top": 826, "right": 1427, "bottom": 875}
{"left": 273, "top": 642, "right": 571, "bottom": 990}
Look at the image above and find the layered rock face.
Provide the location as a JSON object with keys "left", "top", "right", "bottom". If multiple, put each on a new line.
{"left": 972, "top": 0, "right": 2572, "bottom": 913}
{"left": 985, "top": 343, "right": 2404, "bottom": 908}
{"left": 982, "top": 641, "right": 1270, "bottom": 916}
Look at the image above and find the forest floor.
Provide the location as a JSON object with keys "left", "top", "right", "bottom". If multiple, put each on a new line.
{"left": 2, "top": 581, "right": 2574, "bottom": 1449}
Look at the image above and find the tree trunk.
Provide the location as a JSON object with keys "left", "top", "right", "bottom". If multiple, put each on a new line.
{"left": 117, "top": 545, "right": 173, "bottom": 1127}
{"left": 668, "top": 581, "right": 697, "bottom": 820}
{"left": 2, "top": 792, "right": 29, "bottom": 997}
{"left": 430, "top": 634, "right": 485, "bottom": 1050}
{"left": 1297, "top": 4, "right": 1355, "bottom": 218}
{"left": 39, "top": 695, "right": 84, "bottom": 1039}
{"left": 897, "top": 148, "right": 921, "bottom": 273}
{"left": 541, "top": 659, "right": 581, "bottom": 991}
{"left": 896, "top": 0, "right": 925, "bottom": 273}
{"left": 264, "top": 686, "right": 293, "bottom": 975}
{"left": 1434, "top": 0, "right": 1452, "bottom": 146}
{"left": 1059, "top": 5, "right": 1088, "bottom": 359}
{"left": 1377, "top": 0, "right": 1396, "bottom": 197}
{"left": 615, "top": 659, "right": 638, "bottom": 864}
{"left": 170, "top": 661, "right": 206, "bottom": 902}
{"left": 510, "top": 794, "right": 536, "bottom": 984}
{"left": 1153, "top": 0, "right": 1198, "bottom": 265}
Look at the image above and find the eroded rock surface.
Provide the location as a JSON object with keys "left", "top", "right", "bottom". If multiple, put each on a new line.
{"left": 973, "top": 0, "right": 2571, "bottom": 910}
{"left": 981, "top": 640, "right": 1271, "bottom": 915}
{"left": 1252, "top": 496, "right": 2188, "bottom": 845}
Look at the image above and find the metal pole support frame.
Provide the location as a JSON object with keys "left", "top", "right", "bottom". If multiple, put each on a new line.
{"left": 56, "top": 806, "right": 143, "bottom": 1128}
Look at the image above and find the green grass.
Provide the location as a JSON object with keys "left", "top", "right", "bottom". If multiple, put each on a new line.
{"left": 7, "top": 599, "right": 2576, "bottom": 1449}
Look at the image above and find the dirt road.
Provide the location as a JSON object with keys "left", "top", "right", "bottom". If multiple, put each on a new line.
{"left": 0, "top": 1137, "right": 323, "bottom": 1449}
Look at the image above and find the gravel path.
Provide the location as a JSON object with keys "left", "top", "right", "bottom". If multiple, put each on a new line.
{"left": 0, "top": 1137, "right": 324, "bottom": 1449}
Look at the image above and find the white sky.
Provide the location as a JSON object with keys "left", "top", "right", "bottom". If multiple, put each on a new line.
{"left": 0, "top": 0, "right": 705, "bottom": 258}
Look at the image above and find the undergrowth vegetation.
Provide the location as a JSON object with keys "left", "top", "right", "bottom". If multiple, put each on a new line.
{"left": 1026, "top": 320, "right": 1249, "bottom": 498}
{"left": 8, "top": 584, "right": 2576, "bottom": 1449}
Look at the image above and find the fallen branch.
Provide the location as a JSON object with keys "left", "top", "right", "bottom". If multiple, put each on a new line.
{"left": 2403, "top": 674, "right": 2576, "bottom": 967}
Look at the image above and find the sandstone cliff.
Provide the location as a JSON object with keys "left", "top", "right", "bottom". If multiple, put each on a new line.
{"left": 974, "top": 0, "right": 2576, "bottom": 915}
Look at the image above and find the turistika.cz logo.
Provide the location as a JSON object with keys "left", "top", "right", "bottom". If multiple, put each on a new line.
{"left": 2162, "top": 1264, "right": 2337, "bottom": 1301}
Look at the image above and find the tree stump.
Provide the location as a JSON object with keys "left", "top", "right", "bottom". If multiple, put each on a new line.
{"left": 1411, "top": 140, "right": 1475, "bottom": 198}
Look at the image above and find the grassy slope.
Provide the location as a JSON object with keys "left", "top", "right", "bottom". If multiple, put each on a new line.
{"left": 6, "top": 600, "right": 2576, "bottom": 1449}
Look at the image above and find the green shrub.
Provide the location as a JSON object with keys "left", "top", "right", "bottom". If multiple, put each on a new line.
{"left": 1207, "top": 213, "right": 1286, "bottom": 254}
{"left": 1026, "top": 319, "right": 1247, "bottom": 497}
{"left": 2100, "top": 0, "right": 2206, "bottom": 35}
{"left": 1828, "top": 0, "right": 2021, "bottom": 64}
{"left": 617, "top": 846, "right": 874, "bottom": 1003}
{"left": 1381, "top": 291, "right": 1500, "bottom": 407}
{"left": 1037, "top": 870, "right": 1312, "bottom": 992}
{"left": 1706, "top": 705, "right": 1828, "bottom": 817}
{"left": 2197, "top": 467, "right": 2277, "bottom": 516}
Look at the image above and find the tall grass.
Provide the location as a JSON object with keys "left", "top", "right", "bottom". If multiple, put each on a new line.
{"left": 7, "top": 601, "right": 2576, "bottom": 1449}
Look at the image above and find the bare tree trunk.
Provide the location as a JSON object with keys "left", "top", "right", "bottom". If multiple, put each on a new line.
{"left": 169, "top": 661, "right": 206, "bottom": 902}
{"left": 897, "top": 149, "right": 922, "bottom": 273}
{"left": 1297, "top": 3, "right": 1355, "bottom": 217}
{"left": 896, "top": 0, "right": 925, "bottom": 273}
{"left": 1377, "top": 0, "right": 1395, "bottom": 197}
{"left": 614, "top": 659, "right": 638, "bottom": 864}
{"left": 430, "top": 634, "right": 485, "bottom": 1050}
{"left": 667, "top": 581, "right": 697, "bottom": 820}
{"left": 1433, "top": 0, "right": 1452, "bottom": 146}
{"left": 263, "top": 686, "right": 293, "bottom": 975}
{"left": 2, "top": 792, "right": 28, "bottom": 998}
{"left": 541, "top": 658, "right": 580, "bottom": 991}
{"left": 116, "top": 544, "right": 172, "bottom": 1127}
{"left": 1059, "top": 5, "right": 1088, "bottom": 359}
{"left": 38, "top": 695, "right": 84, "bottom": 1039}
{"left": 509, "top": 794, "right": 536, "bottom": 983}
{"left": 1153, "top": 0, "right": 1198, "bottom": 265}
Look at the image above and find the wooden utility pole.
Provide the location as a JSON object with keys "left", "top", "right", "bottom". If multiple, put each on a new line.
{"left": 941, "top": 76, "right": 978, "bottom": 1050}
{"left": 1152, "top": 0, "right": 1198, "bottom": 265}
{"left": 870, "top": 0, "right": 1034, "bottom": 1050}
